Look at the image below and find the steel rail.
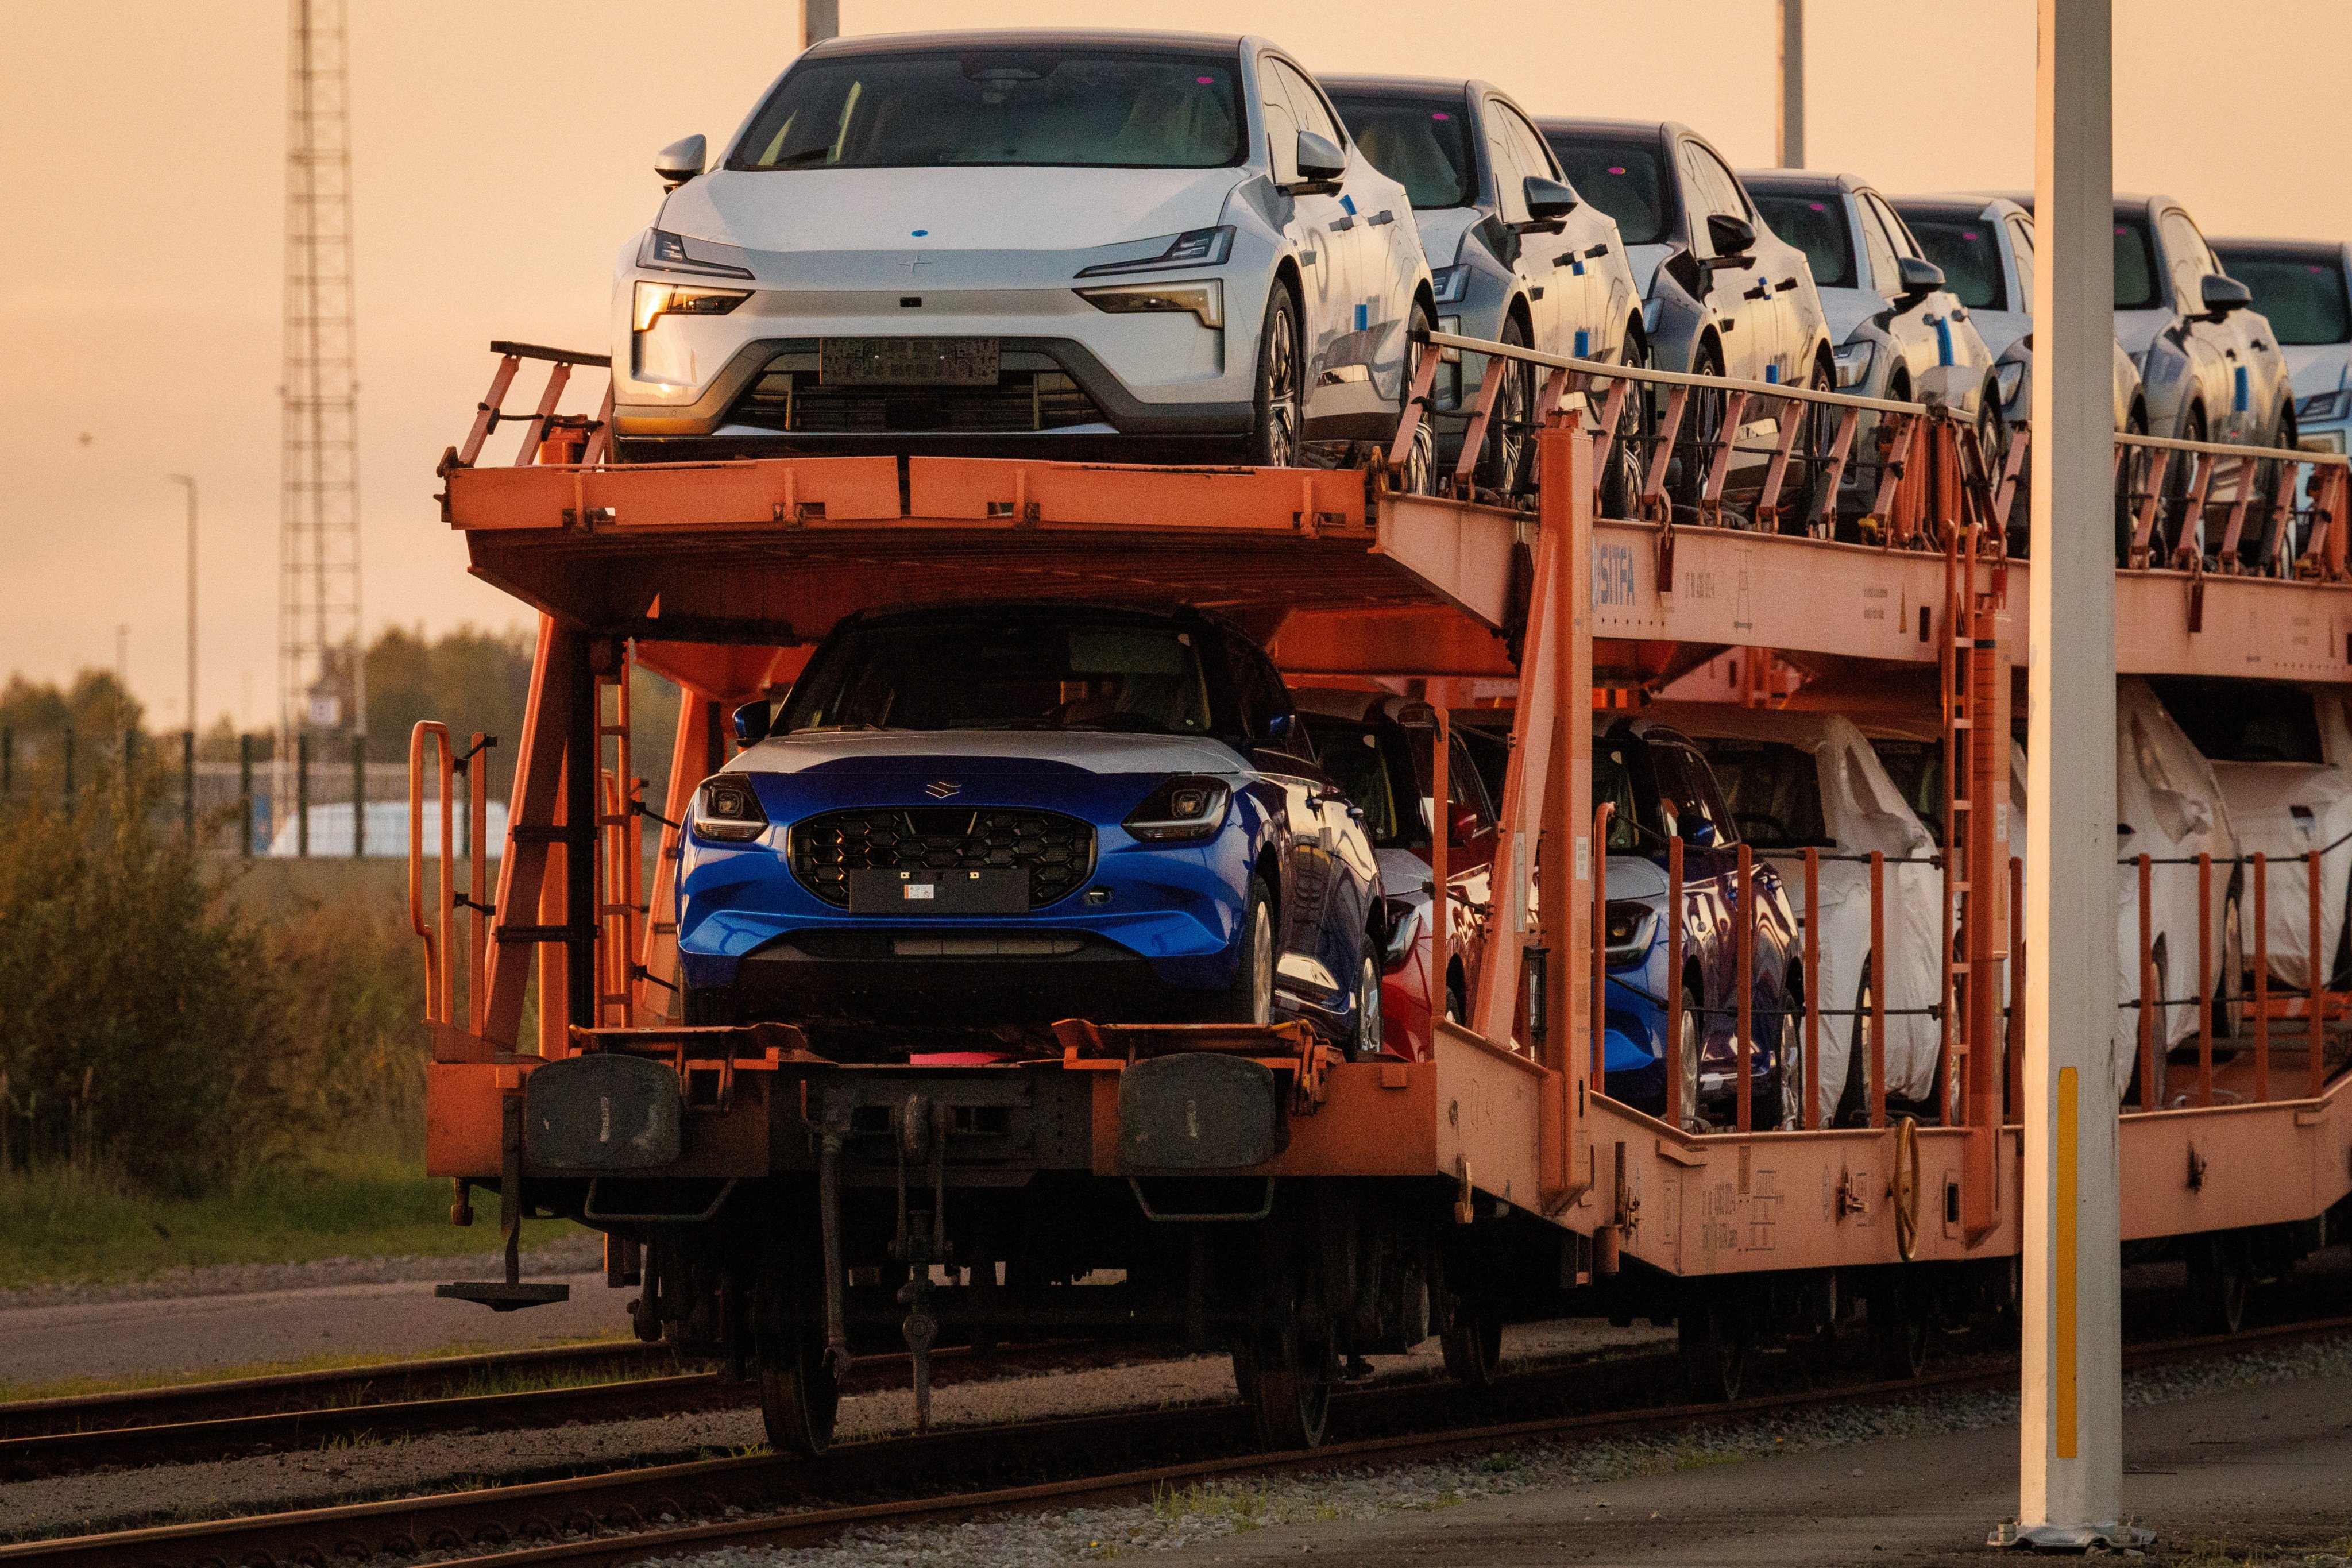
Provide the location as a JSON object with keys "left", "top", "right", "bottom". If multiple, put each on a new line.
{"left": 12, "top": 1318, "right": 2346, "bottom": 1568}
{"left": 1421, "top": 330, "right": 1930, "bottom": 416}
{"left": 0, "top": 1340, "right": 1121, "bottom": 1480}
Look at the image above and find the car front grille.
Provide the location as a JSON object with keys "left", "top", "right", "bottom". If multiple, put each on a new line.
{"left": 790, "top": 806, "right": 1096, "bottom": 910}
{"left": 728, "top": 351, "right": 1107, "bottom": 434}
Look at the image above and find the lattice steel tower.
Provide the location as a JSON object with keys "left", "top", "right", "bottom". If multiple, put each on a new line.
{"left": 279, "top": 0, "right": 362, "bottom": 745}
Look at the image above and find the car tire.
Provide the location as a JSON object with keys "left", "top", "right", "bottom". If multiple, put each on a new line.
{"left": 1249, "top": 285, "right": 1304, "bottom": 469}
{"left": 1788, "top": 357, "right": 1839, "bottom": 536}
{"left": 2115, "top": 401, "right": 2152, "bottom": 564}
{"left": 1770, "top": 971, "right": 1805, "bottom": 1130}
{"left": 1475, "top": 314, "right": 1534, "bottom": 495}
{"left": 1209, "top": 878, "right": 1277, "bottom": 1026}
{"left": 1347, "top": 952, "right": 1382, "bottom": 1061}
{"left": 1397, "top": 300, "right": 1439, "bottom": 496}
{"left": 2126, "top": 943, "right": 2170, "bottom": 1110}
{"left": 2248, "top": 407, "right": 2298, "bottom": 569}
{"left": 2161, "top": 404, "right": 2207, "bottom": 562}
{"left": 1598, "top": 327, "right": 1652, "bottom": 520}
{"left": 1669, "top": 339, "right": 1728, "bottom": 517}
{"left": 1835, "top": 959, "right": 1876, "bottom": 1127}
{"left": 1676, "top": 978, "right": 1706, "bottom": 1131}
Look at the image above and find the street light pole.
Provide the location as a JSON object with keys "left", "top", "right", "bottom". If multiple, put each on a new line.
{"left": 1775, "top": 0, "right": 1804, "bottom": 168}
{"left": 167, "top": 474, "right": 197, "bottom": 735}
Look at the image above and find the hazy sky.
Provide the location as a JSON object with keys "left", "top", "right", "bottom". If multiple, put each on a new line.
{"left": 4, "top": 1, "right": 2348, "bottom": 729}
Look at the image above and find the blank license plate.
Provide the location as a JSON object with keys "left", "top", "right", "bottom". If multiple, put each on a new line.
{"left": 848, "top": 867, "right": 1029, "bottom": 915}
{"left": 820, "top": 338, "right": 1000, "bottom": 386}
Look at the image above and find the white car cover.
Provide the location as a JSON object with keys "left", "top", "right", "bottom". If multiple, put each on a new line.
{"left": 1643, "top": 704, "right": 1942, "bottom": 1126}
{"left": 2198, "top": 689, "right": 2352, "bottom": 996}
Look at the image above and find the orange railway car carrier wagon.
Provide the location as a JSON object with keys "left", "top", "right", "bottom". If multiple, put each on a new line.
{"left": 416, "top": 333, "right": 2352, "bottom": 1455}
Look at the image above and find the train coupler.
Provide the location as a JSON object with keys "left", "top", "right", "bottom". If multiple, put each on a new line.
{"left": 436, "top": 1088, "right": 571, "bottom": 1312}
{"left": 889, "top": 1092, "right": 952, "bottom": 1432}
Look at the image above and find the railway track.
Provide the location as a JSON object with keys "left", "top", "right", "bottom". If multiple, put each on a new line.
{"left": 0, "top": 1339, "right": 1136, "bottom": 1480}
{"left": 11, "top": 1315, "right": 2345, "bottom": 1568}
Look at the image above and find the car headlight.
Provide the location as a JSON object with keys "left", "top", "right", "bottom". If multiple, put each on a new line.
{"left": 1833, "top": 340, "right": 1875, "bottom": 390}
{"left": 1074, "top": 226, "right": 1234, "bottom": 279}
{"left": 1381, "top": 898, "right": 1426, "bottom": 972}
{"left": 638, "top": 229, "right": 755, "bottom": 279}
{"left": 1603, "top": 898, "right": 1659, "bottom": 965}
{"left": 1994, "top": 360, "right": 2027, "bottom": 407}
{"left": 1429, "top": 263, "right": 1472, "bottom": 306}
{"left": 2302, "top": 430, "right": 2347, "bottom": 455}
{"left": 691, "top": 778, "right": 768, "bottom": 843}
{"left": 2297, "top": 388, "right": 2351, "bottom": 423}
{"left": 1077, "top": 280, "right": 1223, "bottom": 330}
{"left": 634, "top": 280, "right": 750, "bottom": 333}
{"left": 1123, "top": 775, "right": 1231, "bottom": 841}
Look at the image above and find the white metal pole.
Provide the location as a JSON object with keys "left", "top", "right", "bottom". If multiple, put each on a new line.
{"left": 169, "top": 474, "right": 197, "bottom": 735}
{"left": 801, "top": 0, "right": 838, "bottom": 48}
{"left": 1775, "top": 0, "right": 1804, "bottom": 168}
{"left": 2001, "top": 0, "right": 2139, "bottom": 1550}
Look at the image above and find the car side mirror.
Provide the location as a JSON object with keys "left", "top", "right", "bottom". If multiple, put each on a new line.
{"left": 1289, "top": 130, "right": 1347, "bottom": 195}
{"left": 2201, "top": 273, "right": 2253, "bottom": 321}
{"left": 656, "top": 133, "right": 708, "bottom": 191}
{"left": 1705, "top": 213, "right": 1756, "bottom": 263}
{"left": 732, "top": 699, "right": 771, "bottom": 745}
{"left": 1895, "top": 254, "right": 1945, "bottom": 299}
{"left": 1447, "top": 804, "right": 1484, "bottom": 847}
{"left": 1686, "top": 818, "right": 1720, "bottom": 849}
{"left": 1519, "top": 176, "right": 1579, "bottom": 229}
{"left": 1264, "top": 712, "right": 1304, "bottom": 746}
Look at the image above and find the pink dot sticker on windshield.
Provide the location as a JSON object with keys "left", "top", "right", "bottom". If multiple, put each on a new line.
{"left": 1608, "top": 166, "right": 1625, "bottom": 175}
{"left": 1432, "top": 111, "right": 1450, "bottom": 120}
{"left": 1808, "top": 201, "right": 1826, "bottom": 211}
{"left": 1198, "top": 75, "right": 1215, "bottom": 84}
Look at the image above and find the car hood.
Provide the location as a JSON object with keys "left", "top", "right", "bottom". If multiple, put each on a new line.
{"left": 1606, "top": 855, "right": 1670, "bottom": 901}
{"left": 2283, "top": 343, "right": 2352, "bottom": 399}
{"left": 666, "top": 167, "right": 1245, "bottom": 256}
{"left": 1627, "top": 242, "right": 1674, "bottom": 297}
{"left": 726, "top": 728, "right": 1246, "bottom": 778}
{"left": 2113, "top": 307, "right": 2172, "bottom": 361}
{"left": 1415, "top": 206, "right": 1483, "bottom": 269}
{"left": 1821, "top": 288, "right": 1888, "bottom": 347}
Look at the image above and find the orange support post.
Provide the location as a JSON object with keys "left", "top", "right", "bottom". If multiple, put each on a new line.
{"left": 1869, "top": 849, "right": 1887, "bottom": 1129}
{"left": 1736, "top": 841, "right": 1754, "bottom": 1134}
{"left": 466, "top": 731, "right": 490, "bottom": 1035}
{"left": 1665, "top": 836, "right": 1685, "bottom": 1131}
{"left": 2138, "top": 852, "right": 2157, "bottom": 1110}
{"left": 2008, "top": 854, "right": 2025, "bottom": 1125}
{"left": 2311, "top": 847, "right": 2328, "bottom": 1099}
{"left": 483, "top": 617, "right": 582, "bottom": 1052}
{"left": 1802, "top": 846, "right": 1820, "bottom": 1131}
{"left": 1592, "top": 802, "right": 1613, "bottom": 1102}
{"left": 2197, "top": 853, "right": 2214, "bottom": 1108}
{"left": 408, "top": 721, "right": 455, "bottom": 1028}
{"left": 2252, "top": 852, "right": 2269, "bottom": 1103}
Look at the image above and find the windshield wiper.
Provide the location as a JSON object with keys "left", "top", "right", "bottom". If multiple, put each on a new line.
{"left": 792, "top": 723, "right": 891, "bottom": 735}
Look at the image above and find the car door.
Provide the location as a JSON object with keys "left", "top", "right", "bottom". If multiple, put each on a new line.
{"left": 1680, "top": 138, "right": 1779, "bottom": 383}
{"left": 1268, "top": 56, "right": 1399, "bottom": 426}
{"left": 1483, "top": 99, "right": 1579, "bottom": 353}
{"left": 1644, "top": 737, "right": 1737, "bottom": 1049}
{"left": 1258, "top": 54, "right": 1358, "bottom": 418}
{"left": 2160, "top": 207, "right": 2244, "bottom": 442}
{"left": 1852, "top": 191, "right": 1929, "bottom": 392}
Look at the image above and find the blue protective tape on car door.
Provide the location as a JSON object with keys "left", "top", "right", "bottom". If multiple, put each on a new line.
{"left": 1765, "top": 363, "right": 1779, "bottom": 384}
{"left": 1355, "top": 303, "right": 1368, "bottom": 332}
{"left": 1933, "top": 316, "right": 1955, "bottom": 367}
{"left": 2235, "top": 365, "right": 2250, "bottom": 414}
{"left": 1575, "top": 329, "right": 1590, "bottom": 358}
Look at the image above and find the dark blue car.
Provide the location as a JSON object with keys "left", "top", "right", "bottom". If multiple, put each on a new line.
{"left": 1595, "top": 719, "right": 1805, "bottom": 1129}
{"left": 674, "top": 603, "right": 1387, "bottom": 1057}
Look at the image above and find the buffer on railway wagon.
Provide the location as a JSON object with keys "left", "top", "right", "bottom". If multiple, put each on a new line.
{"left": 407, "top": 324, "right": 2352, "bottom": 1455}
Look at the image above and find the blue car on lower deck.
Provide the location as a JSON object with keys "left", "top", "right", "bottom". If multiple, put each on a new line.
{"left": 674, "top": 602, "right": 1387, "bottom": 1058}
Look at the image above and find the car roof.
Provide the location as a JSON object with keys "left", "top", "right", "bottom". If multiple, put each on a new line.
{"left": 1888, "top": 194, "right": 2026, "bottom": 223}
{"left": 1319, "top": 72, "right": 1485, "bottom": 98}
{"left": 1289, "top": 685, "right": 1389, "bottom": 722}
{"left": 840, "top": 599, "right": 1225, "bottom": 632}
{"left": 1631, "top": 701, "right": 1856, "bottom": 752}
{"left": 804, "top": 28, "right": 1250, "bottom": 59}
{"left": 1989, "top": 191, "right": 2172, "bottom": 215}
{"left": 1535, "top": 116, "right": 1685, "bottom": 141}
{"left": 1602, "top": 715, "right": 1699, "bottom": 749}
{"left": 1741, "top": 168, "right": 1866, "bottom": 197}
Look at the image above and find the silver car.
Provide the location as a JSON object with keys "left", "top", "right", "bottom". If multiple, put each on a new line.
{"left": 1539, "top": 118, "right": 1837, "bottom": 523}
{"left": 1323, "top": 76, "right": 1643, "bottom": 496}
{"left": 609, "top": 30, "right": 1436, "bottom": 476}
{"left": 2209, "top": 237, "right": 2352, "bottom": 462}
{"left": 1747, "top": 171, "right": 1999, "bottom": 522}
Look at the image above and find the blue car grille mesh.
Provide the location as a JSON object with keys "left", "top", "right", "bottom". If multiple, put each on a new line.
{"left": 790, "top": 806, "right": 1096, "bottom": 910}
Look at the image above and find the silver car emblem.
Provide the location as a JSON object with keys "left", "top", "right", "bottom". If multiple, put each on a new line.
{"left": 925, "top": 779, "right": 961, "bottom": 800}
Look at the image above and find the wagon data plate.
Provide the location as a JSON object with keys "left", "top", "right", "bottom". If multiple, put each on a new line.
{"left": 820, "top": 337, "right": 1000, "bottom": 385}
{"left": 847, "top": 867, "right": 1029, "bottom": 915}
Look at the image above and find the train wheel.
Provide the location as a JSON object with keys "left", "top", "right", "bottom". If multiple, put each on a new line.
{"left": 1867, "top": 1270, "right": 1930, "bottom": 1381}
{"left": 2188, "top": 1232, "right": 2250, "bottom": 1336}
{"left": 1677, "top": 1290, "right": 1748, "bottom": 1403}
{"left": 1234, "top": 1275, "right": 1332, "bottom": 1450}
{"left": 757, "top": 1327, "right": 840, "bottom": 1457}
{"left": 1440, "top": 1304, "right": 1503, "bottom": 1387}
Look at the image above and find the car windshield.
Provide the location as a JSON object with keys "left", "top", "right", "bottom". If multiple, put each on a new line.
{"left": 1545, "top": 134, "right": 1668, "bottom": 244}
{"left": 729, "top": 49, "right": 1246, "bottom": 171}
{"left": 1754, "top": 191, "right": 1855, "bottom": 289}
{"left": 2215, "top": 252, "right": 2352, "bottom": 345}
{"left": 2114, "top": 213, "right": 2162, "bottom": 311}
{"left": 1693, "top": 738, "right": 1834, "bottom": 848}
{"left": 1594, "top": 741, "right": 1647, "bottom": 851}
{"left": 1902, "top": 215, "right": 2005, "bottom": 309}
{"left": 779, "top": 615, "right": 1222, "bottom": 736}
{"left": 1301, "top": 717, "right": 1411, "bottom": 845}
{"left": 1328, "top": 93, "right": 1476, "bottom": 209}
{"left": 2149, "top": 678, "right": 2325, "bottom": 764}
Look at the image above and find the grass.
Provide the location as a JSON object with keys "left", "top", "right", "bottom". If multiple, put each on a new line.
{"left": 0, "top": 1333, "right": 642, "bottom": 1405}
{"left": 0, "top": 1145, "right": 581, "bottom": 1292}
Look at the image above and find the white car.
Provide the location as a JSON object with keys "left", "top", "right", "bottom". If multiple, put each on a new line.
{"left": 609, "top": 30, "right": 1437, "bottom": 478}
{"left": 2151, "top": 678, "right": 2352, "bottom": 1002}
{"left": 1646, "top": 703, "right": 1943, "bottom": 1127}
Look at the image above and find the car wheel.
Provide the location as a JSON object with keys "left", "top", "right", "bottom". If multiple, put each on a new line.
{"left": 2215, "top": 887, "right": 2245, "bottom": 1043}
{"left": 1669, "top": 339, "right": 1728, "bottom": 517}
{"left": 1475, "top": 314, "right": 1534, "bottom": 495}
{"left": 1348, "top": 953, "right": 1383, "bottom": 1061}
{"left": 1771, "top": 976, "right": 1805, "bottom": 1130}
{"left": 1249, "top": 285, "right": 1304, "bottom": 468}
{"left": 2161, "top": 404, "right": 2207, "bottom": 562}
{"left": 1397, "top": 300, "right": 1439, "bottom": 495}
{"left": 1213, "top": 879, "right": 1276, "bottom": 1027}
{"left": 2115, "top": 400, "right": 2152, "bottom": 564}
{"left": 2249, "top": 407, "right": 2298, "bottom": 569}
{"left": 1788, "top": 357, "right": 1838, "bottom": 536}
{"left": 1677, "top": 979, "right": 1706, "bottom": 1130}
{"left": 1975, "top": 380, "right": 2016, "bottom": 551}
{"left": 1444, "top": 966, "right": 1468, "bottom": 1028}
{"left": 1599, "top": 327, "right": 1652, "bottom": 520}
